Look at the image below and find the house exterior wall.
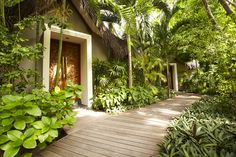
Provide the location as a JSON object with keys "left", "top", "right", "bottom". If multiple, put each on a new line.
{"left": 68, "top": 2, "right": 109, "bottom": 61}
{"left": 20, "top": 1, "right": 110, "bottom": 106}
{"left": 21, "top": 1, "right": 109, "bottom": 71}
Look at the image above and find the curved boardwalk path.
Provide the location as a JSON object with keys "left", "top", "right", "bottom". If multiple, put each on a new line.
{"left": 36, "top": 93, "right": 200, "bottom": 157}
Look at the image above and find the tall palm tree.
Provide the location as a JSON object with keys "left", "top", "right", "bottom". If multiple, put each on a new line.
{"left": 153, "top": 0, "right": 190, "bottom": 97}
{"left": 90, "top": 0, "right": 153, "bottom": 88}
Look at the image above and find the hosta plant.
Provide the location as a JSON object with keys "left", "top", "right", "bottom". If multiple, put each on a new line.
{"left": 0, "top": 82, "right": 81, "bottom": 157}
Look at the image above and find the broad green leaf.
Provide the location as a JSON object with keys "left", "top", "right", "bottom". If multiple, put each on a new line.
{"left": 0, "top": 112, "right": 11, "bottom": 118}
{"left": 51, "top": 117, "right": 57, "bottom": 125}
{"left": 22, "top": 153, "right": 32, "bottom": 157}
{"left": 42, "top": 116, "right": 51, "bottom": 126}
{"left": 11, "top": 139, "right": 23, "bottom": 147}
{"left": 51, "top": 122, "right": 62, "bottom": 129}
{"left": 24, "top": 95, "right": 35, "bottom": 101}
{"left": 2, "top": 95, "right": 22, "bottom": 104}
{"left": 24, "top": 116, "right": 35, "bottom": 123}
{"left": 14, "top": 119, "right": 26, "bottom": 130}
{"left": 26, "top": 105, "right": 41, "bottom": 116}
{"left": 7, "top": 130, "right": 23, "bottom": 141}
{"left": 23, "top": 137, "right": 36, "bottom": 149}
{"left": 24, "top": 128, "right": 35, "bottom": 138}
{"left": 0, "top": 135, "right": 9, "bottom": 144}
{"left": 14, "top": 110, "right": 24, "bottom": 116}
{"left": 0, "top": 141, "right": 12, "bottom": 151}
{"left": 24, "top": 102, "right": 33, "bottom": 107}
{"left": 54, "top": 86, "right": 60, "bottom": 94}
{"left": 41, "top": 126, "right": 50, "bottom": 133}
{"left": 48, "top": 129, "right": 58, "bottom": 138}
{"left": 32, "top": 121, "right": 44, "bottom": 129}
{"left": 2, "top": 118, "right": 14, "bottom": 126}
{"left": 38, "top": 133, "right": 49, "bottom": 143}
{"left": 3, "top": 147, "right": 20, "bottom": 157}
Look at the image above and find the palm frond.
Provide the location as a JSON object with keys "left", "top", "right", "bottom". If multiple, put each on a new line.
{"left": 153, "top": 0, "right": 170, "bottom": 16}
{"left": 170, "top": 19, "right": 191, "bottom": 35}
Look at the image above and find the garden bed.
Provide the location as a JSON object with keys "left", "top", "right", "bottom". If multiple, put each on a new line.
{"left": 158, "top": 96, "right": 236, "bottom": 157}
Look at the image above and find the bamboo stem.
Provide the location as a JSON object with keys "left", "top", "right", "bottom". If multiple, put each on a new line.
{"left": 54, "top": 0, "right": 66, "bottom": 87}
{"left": 0, "top": 0, "right": 5, "bottom": 26}
{"left": 127, "top": 34, "right": 133, "bottom": 88}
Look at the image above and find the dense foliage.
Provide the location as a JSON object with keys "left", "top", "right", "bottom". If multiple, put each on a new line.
{"left": 158, "top": 96, "right": 236, "bottom": 157}
{"left": 0, "top": 82, "right": 81, "bottom": 157}
{"left": 92, "top": 59, "right": 168, "bottom": 113}
{"left": 0, "top": 1, "right": 79, "bottom": 157}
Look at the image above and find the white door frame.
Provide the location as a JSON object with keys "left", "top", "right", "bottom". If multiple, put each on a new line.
{"left": 169, "top": 63, "right": 179, "bottom": 92}
{"left": 42, "top": 25, "right": 93, "bottom": 107}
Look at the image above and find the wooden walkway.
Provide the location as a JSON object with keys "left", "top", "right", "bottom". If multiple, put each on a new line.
{"left": 36, "top": 94, "right": 200, "bottom": 157}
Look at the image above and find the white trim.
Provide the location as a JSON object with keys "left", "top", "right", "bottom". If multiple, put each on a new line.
{"left": 43, "top": 25, "right": 93, "bottom": 107}
{"left": 169, "top": 63, "right": 179, "bottom": 92}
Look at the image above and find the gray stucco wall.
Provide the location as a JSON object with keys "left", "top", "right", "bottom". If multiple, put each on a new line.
{"left": 67, "top": 1, "right": 109, "bottom": 61}
{"left": 21, "top": 0, "right": 110, "bottom": 72}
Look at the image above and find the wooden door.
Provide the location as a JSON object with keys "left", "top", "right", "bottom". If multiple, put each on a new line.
{"left": 49, "top": 39, "right": 81, "bottom": 89}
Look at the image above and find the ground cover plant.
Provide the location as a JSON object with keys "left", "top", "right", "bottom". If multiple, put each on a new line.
{"left": 158, "top": 96, "right": 236, "bottom": 157}
{"left": 0, "top": 82, "right": 80, "bottom": 157}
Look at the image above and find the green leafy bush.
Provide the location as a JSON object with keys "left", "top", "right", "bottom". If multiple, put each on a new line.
{"left": 0, "top": 82, "right": 81, "bottom": 157}
{"left": 0, "top": 25, "right": 43, "bottom": 92}
{"left": 158, "top": 96, "right": 236, "bottom": 157}
{"left": 92, "top": 85, "right": 159, "bottom": 113}
{"left": 93, "top": 59, "right": 128, "bottom": 95}
{"left": 92, "top": 59, "right": 168, "bottom": 113}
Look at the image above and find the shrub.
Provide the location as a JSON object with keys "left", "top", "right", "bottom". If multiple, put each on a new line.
{"left": 92, "top": 85, "right": 159, "bottom": 113}
{"left": 158, "top": 96, "right": 236, "bottom": 157}
{"left": 92, "top": 59, "right": 169, "bottom": 113}
{"left": 0, "top": 82, "right": 81, "bottom": 157}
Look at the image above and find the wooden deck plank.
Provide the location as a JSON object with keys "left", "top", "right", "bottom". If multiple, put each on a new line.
{"left": 47, "top": 145, "right": 86, "bottom": 157}
{"left": 66, "top": 135, "right": 150, "bottom": 157}
{"left": 71, "top": 133, "right": 155, "bottom": 155}
{"left": 95, "top": 118, "right": 167, "bottom": 131}
{"left": 36, "top": 94, "right": 201, "bottom": 157}
{"left": 40, "top": 150, "right": 62, "bottom": 157}
{"left": 82, "top": 123, "right": 166, "bottom": 139}
{"left": 61, "top": 137, "right": 131, "bottom": 157}
{"left": 54, "top": 141, "right": 107, "bottom": 157}
{"left": 84, "top": 129, "right": 158, "bottom": 145}
{"left": 77, "top": 129, "right": 158, "bottom": 150}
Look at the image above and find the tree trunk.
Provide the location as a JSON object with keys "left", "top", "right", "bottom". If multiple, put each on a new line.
{"left": 0, "top": 0, "right": 5, "bottom": 26}
{"left": 226, "top": 0, "right": 236, "bottom": 9}
{"left": 201, "top": 0, "right": 219, "bottom": 26}
{"left": 166, "top": 59, "right": 171, "bottom": 98}
{"left": 35, "top": 0, "right": 40, "bottom": 85}
{"left": 219, "top": 0, "right": 236, "bottom": 24}
{"left": 54, "top": 0, "right": 66, "bottom": 87}
{"left": 127, "top": 34, "right": 133, "bottom": 88}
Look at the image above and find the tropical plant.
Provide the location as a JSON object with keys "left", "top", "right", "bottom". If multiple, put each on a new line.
{"left": 93, "top": 85, "right": 159, "bottom": 113}
{"left": 0, "top": 24, "right": 43, "bottom": 92}
{"left": 158, "top": 96, "right": 236, "bottom": 157}
{"left": 0, "top": 82, "right": 80, "bottom": 157}
{"left": 90, "top": 0, "right": 154, "bottom": 88}
{"left": 133, "top": 52, "right": 166, "bottom": 85}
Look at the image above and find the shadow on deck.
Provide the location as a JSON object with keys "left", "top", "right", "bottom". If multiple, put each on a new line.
{"left": 36, "top": 93, "right": 201, "bottom": 157}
